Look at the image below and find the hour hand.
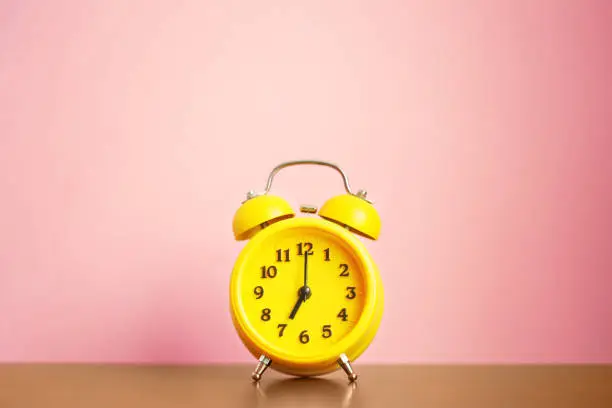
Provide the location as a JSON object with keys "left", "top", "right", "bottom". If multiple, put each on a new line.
{"left": 289, "top": 286, "right": 311, "bottom": 320}
{"left": 289, "top": 293, "right": 304, "bottom": 320}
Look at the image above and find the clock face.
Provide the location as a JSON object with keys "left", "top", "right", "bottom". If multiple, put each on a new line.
{"left": 235, "top": 225, "right": 366, "bottom": 359}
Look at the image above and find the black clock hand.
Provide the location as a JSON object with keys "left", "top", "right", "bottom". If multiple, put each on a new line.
{"left": 289, "top": 252, "right": 312, "bottom": 320}
{"left": 289, "top": 291, "right": 305, "bottom": 320}
{"left": 303, "top": 251, "right": 308, "bottom": 292}
{"left": 289, "top": 286, "right": 311, "bottom": 320}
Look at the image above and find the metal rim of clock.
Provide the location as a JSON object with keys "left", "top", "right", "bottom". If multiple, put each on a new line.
{"left": 244, "top": 160, "right": 373, "bottom": 203}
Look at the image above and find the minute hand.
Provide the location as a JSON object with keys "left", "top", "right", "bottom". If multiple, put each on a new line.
{"left": 303, "top": 252, "right": 308, "bottom": 289}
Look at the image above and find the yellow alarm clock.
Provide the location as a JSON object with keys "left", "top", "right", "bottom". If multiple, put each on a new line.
{"left": 230, "top": 160, "right": 384, "bottom": 382}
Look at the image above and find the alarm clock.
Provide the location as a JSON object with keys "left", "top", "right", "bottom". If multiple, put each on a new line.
{"left": 230, "top": 160, "right": 384, "bottom": 382}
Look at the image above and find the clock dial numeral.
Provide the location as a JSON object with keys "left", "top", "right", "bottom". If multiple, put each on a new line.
{"left": 275, "top": 249, "right": 290, "bottom": 262}
{"left": 339, "top": 263, "right": 349, "bottom": 277}
{"left": 299, "top": 330, "right": 310, "bottom": 344}
{"left": 297, "top": 242, "right": 314, "bottom": 256}
{"left": 345, "top": 286, "right": 357, "bottom": 299}
{"left": 261, "top": 308, "right": 271, "bottom": 321}
{"left": 322, "top": 324, "right": 332, "bottom": 338}
{"left": 254, "top": 286, "right": 264, "bottom": 299}
{"left": 323, "top": 248, "right": 331, "bottom": 261}
{"left": 277, "top": 323, "right": 287, "bottom": 337}
{"left": 337, "top": 308, "right": 348, "bottom": 321}
{"left": 260, "top": 265, "right": 277, "bottom": 279}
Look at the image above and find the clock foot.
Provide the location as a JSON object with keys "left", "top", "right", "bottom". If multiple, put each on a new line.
{"left": 337, "top": 353, "right": 358, "bottom": 382}
{"left": 251, "top": 355, "right": 271, "bottom": 382}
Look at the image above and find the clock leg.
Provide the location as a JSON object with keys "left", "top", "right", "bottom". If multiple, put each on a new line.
{"left": 337, "top": 353, "right": 358, "bottom": 382}
{"left": 251, "top": 355, "right": 271, "bottom": 382}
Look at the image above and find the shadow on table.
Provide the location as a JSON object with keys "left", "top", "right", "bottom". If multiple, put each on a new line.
{"left": 250, "top": 377, "right": 358, "bottom": 408}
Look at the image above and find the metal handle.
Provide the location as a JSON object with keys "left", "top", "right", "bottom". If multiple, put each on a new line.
{"left": 266, "top": 160, "right": 354, "bottom": 194}
{"left": 246, "top": 160, "right": 368, "bottom": 201}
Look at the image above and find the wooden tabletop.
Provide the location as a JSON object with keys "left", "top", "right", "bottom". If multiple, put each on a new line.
{"left": 1, "top": 364, "right": 610, "bottom": 407}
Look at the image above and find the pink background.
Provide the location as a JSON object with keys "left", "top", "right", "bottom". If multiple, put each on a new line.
{"left": 1, "top": 1, "right": 611, "bottom": 363}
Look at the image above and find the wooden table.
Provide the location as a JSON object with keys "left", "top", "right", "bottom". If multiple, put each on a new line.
{"left": 1, "top": 364, "right": 610, "bottom": 407}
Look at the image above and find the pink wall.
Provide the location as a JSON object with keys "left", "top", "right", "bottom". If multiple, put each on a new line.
{"left": 1, "top": 0, "right": 611, "bottom": 363}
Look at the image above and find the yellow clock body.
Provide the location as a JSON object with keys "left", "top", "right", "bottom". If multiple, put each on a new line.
{"left": 230, "top": 160, "right": 383, "bottom": 381}
{"left": 230, "top": 217, "right": 384, "bottom": 377}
